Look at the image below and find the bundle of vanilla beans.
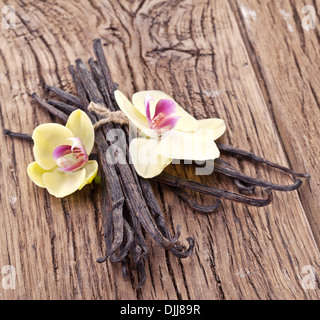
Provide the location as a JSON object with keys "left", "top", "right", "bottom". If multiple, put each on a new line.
{"left": 4, "top": 39, "right": 309, "bottom": 288}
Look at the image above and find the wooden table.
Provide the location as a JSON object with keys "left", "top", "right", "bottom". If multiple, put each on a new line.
{"left": 1, "top": 0, "right": 320, "bottom": 300}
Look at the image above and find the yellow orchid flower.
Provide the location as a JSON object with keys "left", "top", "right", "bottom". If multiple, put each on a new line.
{"left": 114, "top": 90, "right": 226, "bottom": 179}
{"left": 27, "top": 109, "right": 98, "bottom": 198}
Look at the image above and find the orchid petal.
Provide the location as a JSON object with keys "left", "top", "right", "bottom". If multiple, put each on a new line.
{"left": 66, "top": 110, "right": 95, "bottom": 155}
{"left": 115, "top": 90, "right": 156, "bottom": 137}
{"left": 197, "top": 119, "right": 226, "bottom": 141}
{"left": 157, "top": 130, "right": 220, "bottom": 161}
{"left": 53, "top": 138, "right": 88, "bottom": 172}
{"left": 129, "top": 137, "right": 172, "bottom": 178}
{"left": 154, "top": 115, "right": 181, "bottom": 132}
{"left": 132, "top": 91, "right": 199, "bottom": 132}
{"left": 153, "top": 99, "right": 177, "bottom": 118}
{"left": 132, "top": 90, "right": 171, "bottom": 116}
{"left": 52, "top": 145, "right": 72, "bottom": 161}
{"left": 27, "top": 161, "right": 51, "bottom": 188}
{"left": 174, "top": 108, "right": 200, "bottom": 132}
{"left": 42, "top": 168, "right": 86, "bottom": 198}
{"left": 68, "top": 137, "right": 89, "bottom": 161}
{"left": 33, "top": 123, "right": 74, "bottom": 170}
{"left": 57, "top": 158, "right": 86, "bottom": 172}
{"left": 144, "top": 92, "right": 153, "bottom": 126}
{"left": 79, "top": 160, "right": 99, "bottom": 190}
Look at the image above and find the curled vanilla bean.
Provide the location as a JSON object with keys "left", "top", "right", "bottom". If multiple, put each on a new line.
{"left": 155, "top": 172, "right": 273, "bottom": 208}
{"left": 234, "top": 179, "right": 255, "bottom": 194}
{"left": 169, "top": 187, "right": 222, "bottom": 213}
{"left": 214, "top": 158, "right": 303, "bottom": 192}
{"left": 110, "top": 219, "right": 134, "bottom": 263}
{"left": 98, "top": 219, "right": 134, "bottom": 264}
{"left": 217, "top": 143, "right": 310, "bottom": 178}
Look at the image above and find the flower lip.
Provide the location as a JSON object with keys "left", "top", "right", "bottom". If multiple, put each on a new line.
{"left": 145, "top": 93, "right": 181, "bottom": 133}
{"left": 53, "top": 137, "right": 88, "bottom": 172}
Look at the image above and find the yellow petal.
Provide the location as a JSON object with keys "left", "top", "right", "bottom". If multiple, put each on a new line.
{"left": 132, "top": 90, "right": 199, "bottom": 132}
{"left": 114, "top": 90, "right": 155, "bottom": 136}
{"left": 27, "top": 161, "right": 50, "bottom": 188}
{"left": 175, "top": 107, "right": 200, "bottom": 132}
{"left": 66, "top": 109, "right": 95, "bottom": 155}
{"left": 157, "top": 130, "right": 220, "bottom": 161}
{"left": 42, "top": 168, "right": 86, "bottom": 198}
{"left": 129, "top": 137, "right": 172, "bottom": 178}
{"left": 132, "top": 90, "right": 166, "bottom": 116}
{"left": 197, "top": 118, "right": 226, "bottom": 141}
{"left": 79, "top": 160, "right": 99, "bottom": 190}
{"left": 33, "top": 124, "right": 74, "bottom": 170}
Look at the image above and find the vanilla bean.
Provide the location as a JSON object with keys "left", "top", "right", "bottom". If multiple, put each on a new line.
{"left": 120, "top": 178, "right": 149, "bottom": 259}
{"left": 107, "top": 198, "right": 124, "bottom": 256}
{"left": 121, "top": 258, "right": 130, "bottom": 280}
{"left": 88, "top": 58, "right": 114, "bottom": 110}
{"left": 130, "top": 244, "right": 147, "bottom": 288}
{"left": 109, "top": 219, "right": 134, "bottom": 263}
{"left": 214, "top": 158, "right": 303, "bottom": 192}
{"left": 170, "top": 187, "right": 222, "bottom": 213}
{"left": 155, "top": 172, "right": 273, "bottom": 208}
{"left": 234, "top": 179, "right": 255, "bottom": 194}
{"left": 92, "top": 39, "right": 194, "bottom": 257}
{"left": 138, "top": 179, "right": 176, "bottom": 241}
{"left": 3, "top": 129, "right": 32, "bottom": 141}
{"left": 93, "top": 39, "right": 116, "bottom": 101}
{"left": 45, "top": 85, "right": 83, "bottom": 108}
{"left": 47, "top": 99, "right": 77, "bottom": 114}
{"left": 217, "top": 143, "right": 310, "bottom": 178}
{"left": 68, "top": 65, "right": 89, "bottom": 109}
{"left": 126, "top": 209, "right": 149, "bottom": 259}
{"left": 131, "top": 244, "right": 142, "bottom": 268}
{"left": 70, "top": 61, "right": 151, "bottom": 285}
{"left": 31, "top": 93, "right": 69, "bottom": 122}
{"left": 68, "top": 64, "right": 126, "bottom": 258}
{"left": 136, "top": 260, "right": 147, "bottom": 289}
{"left": 98, "top": 218, "right": 133, "bottom": 264}
{"left": 75, "top": 59, "right": 105, "bottom": 105}
{"left": 130, "top": 156, "right": 193, "bottom": 256}
{"left": 75, "top": 58, "right": 190, "bottom": 254}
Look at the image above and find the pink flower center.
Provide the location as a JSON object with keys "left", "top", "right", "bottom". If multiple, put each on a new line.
{"left": 150, "top": 112, "right": 166, "bottom": 129}
{"left": 53, "top": 137, "right": 88, "bottom": 172}
{"left": 145, "top": 93, "right": 181, "bottom": 134}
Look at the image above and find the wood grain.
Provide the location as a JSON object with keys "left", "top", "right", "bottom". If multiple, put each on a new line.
{"left": 232, "top": 0, "right": 320, "bottom": 247}
{"left": 0, "top": 0, "right": 319, "bottom": 300}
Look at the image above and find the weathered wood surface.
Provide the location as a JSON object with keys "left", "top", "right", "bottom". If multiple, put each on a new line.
{"left": 0, "top": 0, "right": 319, "bottom": 300}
